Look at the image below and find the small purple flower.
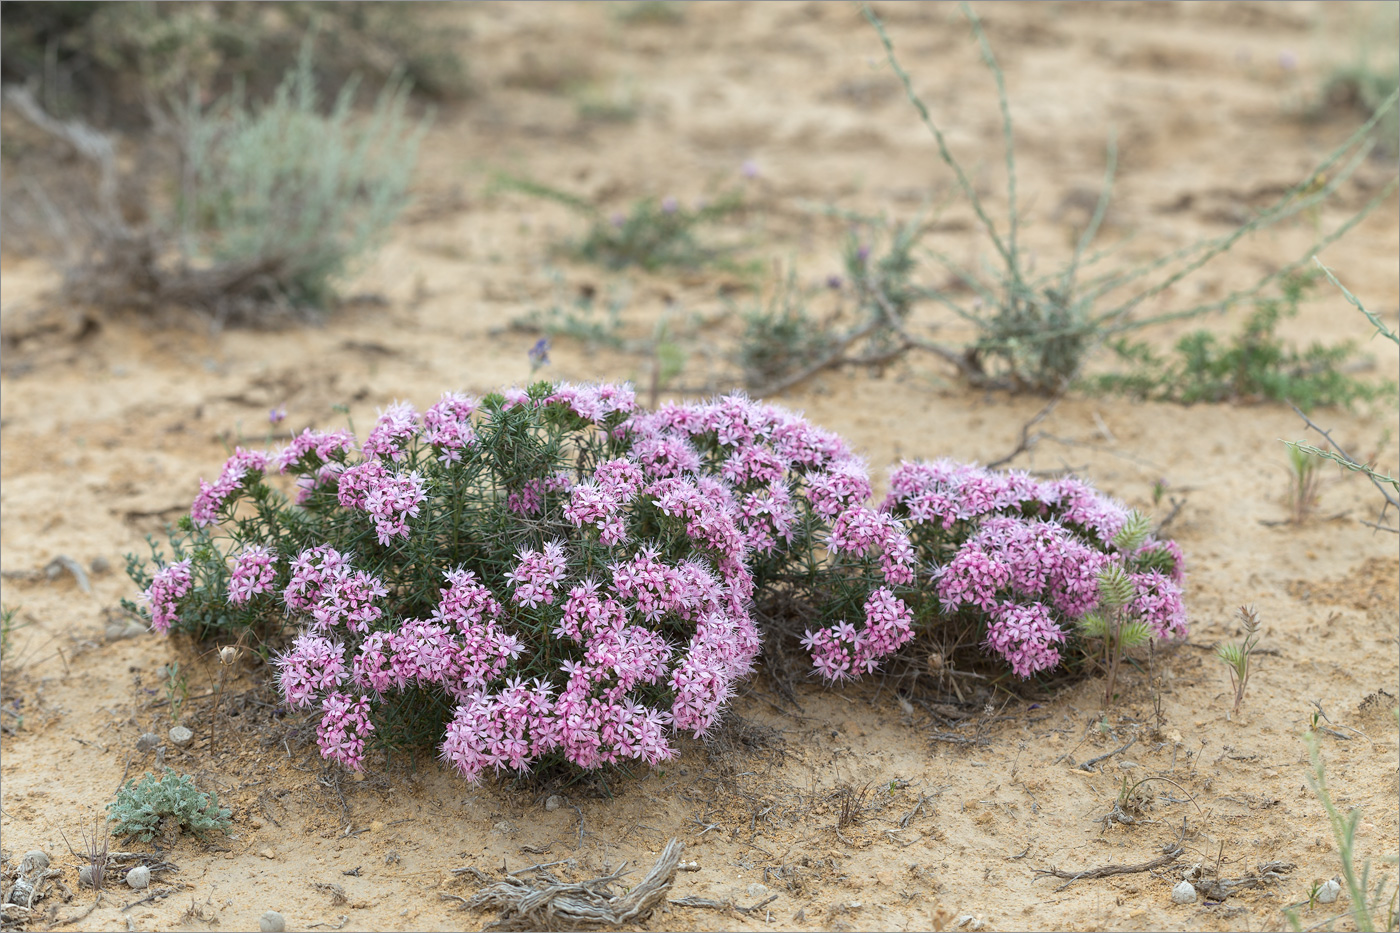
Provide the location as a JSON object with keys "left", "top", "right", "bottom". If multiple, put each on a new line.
{"left": 741, "top": 159, "right": 759, "bottom": 179}
{"left": 856, "top": 244, "right": 871, "bottom": 264}
{"left": 661, "top": 196, "right": 678, "bottom": 214}
{"left": 528, "top": 338, "right": 551, "bottom": 371}
{"left": 826, "top": 274, "right": 843, "bottom": 290}
{"left": 610, "top": 212, "right": 626, "bottom": 228}
{"left": 269, "top": 407, "right": 286, "bottom": 425}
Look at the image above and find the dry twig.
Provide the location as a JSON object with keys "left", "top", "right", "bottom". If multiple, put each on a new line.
{"left": 459, "top": 838, "right": 683, "bottom": 931}
{"left": 1034, "top": 844, "right": 1182, "bottom": 892}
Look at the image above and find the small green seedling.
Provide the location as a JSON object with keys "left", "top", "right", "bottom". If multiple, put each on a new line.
{"left": 1077, "top": 512, "right": 1154, "bottom": 706}
{"left": 1216, "top": 604, "right": 1263, "bottom": 718}
{"left": 163, "top": 662, "right": 190, "bottom": 724}
{"left": 1286, "top": 440, "right": 1325, "bottom": 524}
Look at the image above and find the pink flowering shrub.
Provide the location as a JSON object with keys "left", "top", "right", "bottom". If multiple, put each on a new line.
{"left": 613, "top": 397, "right": 1186, "bottom": 683}
{"left": 126, "top": 381, "right": 1188, "bottom": 780}
{"left": 125, "top": 382, "right": 761, "bottom": 782}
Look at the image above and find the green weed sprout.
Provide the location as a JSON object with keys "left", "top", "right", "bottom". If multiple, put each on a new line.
{"left": 840, "top": 2, "right": 1400, "bottom": 395}
{"left": 163, "top": 661, "right": 190, "bottom": 724}
{"left": 1289, "top": 732, "right": 1399, "bottom": 932}
{"left": 1286, "top": 441, "right": 1326, "bottom": 524}
{"left": 1215, "top": 605, "right": 1262, "bottom": 717}
{"left": 740, "top": 269, "right": 839, "bottom": 391}
{"left": 1076, "top": 512, "right": 1154, "bottom": 706}
{"left": 1093, "top": 272, "right": 1396, "bottom": 411}
{"left": 108, "top": 769, "right": 232, "bottom": 844}
{"left": 495, "top": 175, "right": 748, "bottom": 273}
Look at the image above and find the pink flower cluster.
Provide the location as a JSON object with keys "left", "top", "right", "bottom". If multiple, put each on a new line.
{"left": 274, "top": 428, "right": 357, "bottom": 473}
{"left": 505, "top": 540, "right": 569, "bottom": 608}
{"left": 800, "top": 587, "right": 914, "bottom": 680}
{"left": 278, "top": 633, "right": 348, "bottom": 707}
{"left": 363, "top": 401, "right": 420, "bottom": 462}
{"left": 336, "top": 460, "right": 428, "bottom": 545}
{"left": 441, "top": 679, "right": 562, "bottom": 779}
{"left": 143, "top": 559, "right": 193, "bottom": 634}
{"left": 934, "top": 517, "right": 1108, "bottom": 618}
{"left": 191, "top": 448, "right": 269, "bottom": 527}
{"left": 275, "top": 428, "right": 356, "bottom": 503}
{"left": 273, "top": 532, "right": 757, "bottom": 783}
{"left": 883, "top": 459, "right": 1187, "bottom": 677}
{"left": 545, "top": 382, "right": 637, "bottom": 424}
{"left": 564, "top": 460, "right": 643, "bottom": 545}
{"left": 423, "top": 392, "right": 478, "bottom": 462}
{"left": 984, "top": 602, "right": 1067, "bottom": 678}
{"left": 227, "top": 545, "right": 277, "bottom": 605}
{"left": 1127, "top": 571, "right": 1188, "bottom": 639}
{"left": 828, "top": 506, "right": 916, "bottom": 585}
{"left": 317, "top": 693, "right": 374, "bottom": 771}
{"left": 621, "top": 394, "right": 871, "bottom": 555}
{"left": 283, "top": 546, "right": 387, "bottom": 634}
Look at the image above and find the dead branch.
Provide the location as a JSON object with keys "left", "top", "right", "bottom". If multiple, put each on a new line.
{"left": 458, "top": 838, "right": 683, "bottom": 931}
{"left": 1079, "top": 736, "right": 1136, "bottom": 772}
{"left": 1034, "top": 844, "right": 1182, "bottom": 892}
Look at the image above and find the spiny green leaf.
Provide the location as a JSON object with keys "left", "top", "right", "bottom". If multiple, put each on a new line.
{"left": 1119, "top": 620, "right": 1153, "bottom": 649}
{"left": 1077, "top": 611, "right": 1109, "bottom": 639}
{"left": 1112, "top": 510, "right": 1151, "bottom": 554}
{"left": 1096, "top": 563, "right": 1135, "bottom": 610}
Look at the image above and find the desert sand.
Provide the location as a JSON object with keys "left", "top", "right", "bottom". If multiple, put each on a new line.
{"left": 2, "top": 3, "right": 1397, "bottom": 931}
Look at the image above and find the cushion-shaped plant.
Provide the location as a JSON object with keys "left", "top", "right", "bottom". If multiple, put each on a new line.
{"left": 108, "top": 768, "right": 231, "bottom": 842}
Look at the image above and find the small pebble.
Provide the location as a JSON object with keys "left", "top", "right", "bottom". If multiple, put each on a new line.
{"left": 136, "top": 733, "right": 160, "bottom": 753}
{"left": 259, "top": 848, "right": 276, "bottom": 860}
{"left": 259, "top": 910, "right": 286, "bottom": 933}
{"left": 126, "top": 865, "right": 150, "bottom": 890}
{"left": 19, "top": 851, "right": 49, "bottom": 874}
{"left": 493, "top": 820, "right": 515, "bottom": 834}
{"left": 1317, "top": 879, "right": 1341, "bottom": 904}
{"left": 169, "top": 725, "right": 194, "bottom": 746}
{"left": 746, "top": 883, "right": 769, "bottom": 899}
{"left": 1172, "top": 880, "right": 1197, "bottom": 904}
{"left": 544, "top": 795, "right": 563, "bottom": 812}
{"left": 90, "top": 556, "right": 111, "bottom": 575}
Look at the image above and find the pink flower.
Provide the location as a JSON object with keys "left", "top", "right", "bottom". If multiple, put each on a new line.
{"left": 506, "top": 540, "right": 569, "bottom": 608}
{"left": 362, "top": 402, "right": 420, "bottom": 462}
{"left": 191, "top": 448, "right": 269, "bottom": 527}
{"left": 984, "top": 602, "right": 1066, "bottom": 678}
{"left": 227, "top": 545, "right": 277, "bottom": 605}
{"left": 545, "top": 382, "right": 637, "bottom": 424}
{"left": 424, "top": 392, "right": 478, "bottom": 462}
{"left": 1128, "top": 571, "right": 1188, "bottom": 640}
{"left": 275, "top": 429, "right": 357, "bottom": 472}
{"left": 277, "top": 634, "right": 348, "bottom": 708}
{"left": 144, "top": 559, "right": 193, "bottom": 634}
{"left": 801, "top": 588, "right": 914, "bottom": 681}
{"left": 317, "top": 693, "right": 374, "bottom": 771}
{"left": 337, "top": 460, "right": 428, "bottom": 544}
{"left": 282, "top": 545, "right": 351, "bottom": 613}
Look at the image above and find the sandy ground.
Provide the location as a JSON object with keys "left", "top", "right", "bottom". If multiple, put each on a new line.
{"left": 2, "top": 2, "right": 1398, "bottom": 931}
